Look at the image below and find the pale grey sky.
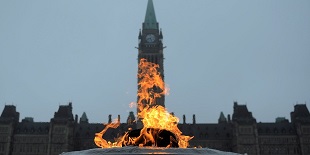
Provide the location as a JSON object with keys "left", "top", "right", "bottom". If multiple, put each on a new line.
{"left": 0, "top": 0, "right": 309, "bottom": 123}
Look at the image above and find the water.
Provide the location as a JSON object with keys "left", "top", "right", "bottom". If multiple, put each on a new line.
{"left": 61, "top": 147, "right": 244, "bottom": 155}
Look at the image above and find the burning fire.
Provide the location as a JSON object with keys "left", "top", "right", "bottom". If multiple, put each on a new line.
{"left": 94, "top": 58, "right": 193, "bottom": 148}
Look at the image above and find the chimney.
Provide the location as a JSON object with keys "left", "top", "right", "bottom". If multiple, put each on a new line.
{"left": 183, "top": 115, "right": 186, "bottom": 124}
{"left": 227, "top": 114, "right": 231, "bottom": 123}
{"left": 118, "top": 115, "right": 120, "bottom": 123}
{"left": 193, "top": 114, "right": 196, "bottom": 124}
{"left": 108, "top": 114, "right": 112, "bottom": 123}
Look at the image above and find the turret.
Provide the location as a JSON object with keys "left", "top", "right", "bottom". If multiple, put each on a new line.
{"left": 193, "top": 114, "right": 196, "bottom": 124}
{"left": 218, "top": 112, "right": 227, "bottom": 124}
{"left": 108, "top": 114, "right": 112, "bottom": 123}
{"left": 127, "top": 111, "right": 136, "bottom": 125}
{"left": 79, "top": 112, "right": 89, "bottom": 124}
{"left": 183, "top": 115, "right": 186, "bottom": 124}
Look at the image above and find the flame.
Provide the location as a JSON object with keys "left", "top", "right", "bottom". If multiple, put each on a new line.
{"left": 139, "top": 105, "right": 193, "bottom": 148}
{"left": 94, "top": 58, "right": 193, "bottom": 148}
{"left": 129, "top": 102, "right": 136, "bottom": 108}
{"left": 94, "top": 119, "right": 121, "bottom": 148}
{"left": 137, "top": 58, "right": 166, "bottom": 108}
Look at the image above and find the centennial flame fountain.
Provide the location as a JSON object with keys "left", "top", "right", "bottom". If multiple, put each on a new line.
{"left": 94, "top": 59, "right": 192, "bottom": 148}
{"left": 61, "top": 59, "right": 242, "bottom": 154}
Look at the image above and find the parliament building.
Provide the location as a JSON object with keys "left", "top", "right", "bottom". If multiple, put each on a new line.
{"left": 0, "top": 102, "right": 310, "bottom": 155}
{"left": 1, "top": 0, "right": 309, "bottom": 155}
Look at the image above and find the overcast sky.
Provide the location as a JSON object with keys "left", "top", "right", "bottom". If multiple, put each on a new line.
{"left": 0, "top": 0, "right": 309, "bottom": 123}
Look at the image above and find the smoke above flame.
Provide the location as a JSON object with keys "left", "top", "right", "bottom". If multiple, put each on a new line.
{"left": 94, "top": 58, "right": 193, "bottom": 148}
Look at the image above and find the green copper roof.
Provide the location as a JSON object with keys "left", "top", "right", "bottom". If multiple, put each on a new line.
{"left": 144, "top": 0, "right": 158, "bottom": 29}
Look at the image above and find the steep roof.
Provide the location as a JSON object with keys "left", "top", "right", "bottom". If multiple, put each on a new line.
{"left": 80, "top": 112, "right": 89, "bottom": 123}
{"left": 218, "top": 112, "right": 227, "bottom": 123}
{"left": 143, "top": 0, "right": 158, "bottom": 29}
{"left": 0, "top": 105, "right": 20, "bottom": 123}
{"left": 232, "top": 102, "right": 256, "bottom": 124}
{"left": 291, "top": 104, "right": 310, "bottom": 124}
{"left": 52, "top": 102, "right": 74, "bottom": 122}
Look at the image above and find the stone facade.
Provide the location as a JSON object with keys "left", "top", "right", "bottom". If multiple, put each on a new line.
{"left": 0, "top": 102, "right": 309, "bottom": 155}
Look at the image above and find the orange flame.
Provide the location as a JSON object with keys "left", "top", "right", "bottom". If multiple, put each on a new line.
{"left": 94, "top": 58, "right": 193, "bottom": 148}
{"left": 94, "top": 119, "right": 121, "bottom": 148}
{"left": 137, "top": 58, "right": 167, "bottom": 108}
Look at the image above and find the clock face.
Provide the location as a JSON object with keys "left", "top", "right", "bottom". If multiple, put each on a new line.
{"left": 146, "top": 34, "right": 156, "bottom": 43}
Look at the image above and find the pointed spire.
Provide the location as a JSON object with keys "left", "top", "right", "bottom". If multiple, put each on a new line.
{"left": 80, "top": 112, "right": 89, "bottom": 124}
{"left": 218, "top": 112, "right": 227, "bottom": 123}
{"left": 127, "top": 111, "right": 136, "bottom": 125}
{"left": 144, "top": 0, "right": 158, "bottom": 29}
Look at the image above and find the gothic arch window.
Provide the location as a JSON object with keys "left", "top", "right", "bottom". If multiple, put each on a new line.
{"left": 266, "top": 128, "right": 270, "bottom": 133}
{"left": 274, "top": 128, "right": 278, "bottom": 134}
{"left": 281, "top": 128, "right": 286, "bottom": 134}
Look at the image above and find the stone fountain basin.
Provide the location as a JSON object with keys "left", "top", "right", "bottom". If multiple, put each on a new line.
{"left": 61, "top": 147, "right": 244, "bottom": 155}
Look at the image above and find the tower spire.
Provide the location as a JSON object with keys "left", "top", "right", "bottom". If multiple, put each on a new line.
{"left": 143, "top": 0, "right": 158, "bottom": 29}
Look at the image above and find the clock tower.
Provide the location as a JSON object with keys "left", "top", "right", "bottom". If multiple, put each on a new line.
{"left": 137, "top": 0, "right": 165, "bottom": 108}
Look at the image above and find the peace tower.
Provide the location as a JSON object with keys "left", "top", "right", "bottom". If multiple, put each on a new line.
{"left": 137, "top": 0, "right": 165, "bottom": 109}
